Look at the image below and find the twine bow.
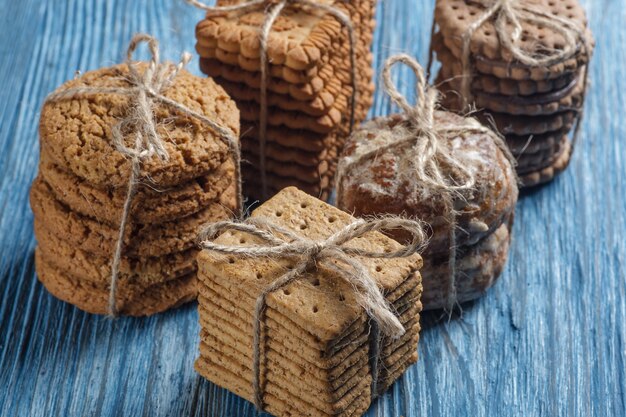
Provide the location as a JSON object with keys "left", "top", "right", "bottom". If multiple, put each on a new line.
{"left": 45, "top": 34, "right": 243, "bottom": 316}
{"left": 187, "top": 0, "right": 358, "bottom": 199}
{"left": 337, "top": 54, "right": 516, "bottom": 311}
{"left": 198, "top": 215, "right": 426, "bottom": 410}
{"left": 456, "top": 0, "right": 590, "bottom": 111}
{"left": 456, "top": 0, "right": 593, "bottom": 151}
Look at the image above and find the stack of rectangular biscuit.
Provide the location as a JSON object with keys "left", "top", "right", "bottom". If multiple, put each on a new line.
{"left": 195, "top": 187, "right": 423, "bottom": 416}
{"left": 31, "top": 64, "right": 240, "bottom": 316}
{"left": 194, "top": 0, "right": 377, "bottom": 200}
{"left": 431, "top": 0, "right": 594, "bottom": 187}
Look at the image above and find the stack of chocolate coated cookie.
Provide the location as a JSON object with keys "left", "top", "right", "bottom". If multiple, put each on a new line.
{"left": 31, "top": 63, "right": 240, "bottom": 316}
{"left": 194, "top": 0, "right": 376, "bottom": 200}
{"left": 195, "top": 187, "right": 423, "bottom": 416}
{"left": 431, "top": 0, "right": 594, "bottom": 187}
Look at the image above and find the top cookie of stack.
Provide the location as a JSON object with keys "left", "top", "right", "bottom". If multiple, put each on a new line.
{"left": 194, "top": 0, "right": 377, "bottom": 200}
{"left": 432, "top": 0, "right": 594, "bottom": 187}
{"left": 31, "top": 62, "right": 240, "bottom": 316}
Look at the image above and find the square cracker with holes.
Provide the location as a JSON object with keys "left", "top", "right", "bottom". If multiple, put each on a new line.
{"left": 195, "top": 187, "right": 423, "bottom": 416}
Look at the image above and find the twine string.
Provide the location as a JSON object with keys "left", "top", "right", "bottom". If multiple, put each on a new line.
{"left": 380, "top": 54, "right": 472, "bottom": 312}
{"left": 45, "top": 34, "right": 243, "bottom": 316}
{"left": 198, "top": 215, "right": 426, "bottom": 410}
{"left": 186, "top": 0, "right": 358, "bottom": 199}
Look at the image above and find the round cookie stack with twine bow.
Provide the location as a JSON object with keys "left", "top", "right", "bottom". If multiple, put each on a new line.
{"left": 31, "top": 34, "right": 243, "bottom": 317}
{"left": 336, "top": 54, "right": 519, "bottom": 311}
{"left": 187, "top": 0, "right": 375, "bottom": 201}
{"left": 429, "top": 0, "right": 594, "bottom": 187}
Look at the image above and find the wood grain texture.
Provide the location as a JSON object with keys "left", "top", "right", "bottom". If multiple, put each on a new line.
{"left": 0, "top": 0, "right": 624, "bottom": 416}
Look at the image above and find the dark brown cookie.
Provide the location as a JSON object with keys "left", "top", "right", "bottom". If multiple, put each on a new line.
{"left": 519, "top": 139, "right": 572, "bottom": 187}
{"left": 421, "top": 218, "right": 512, "bottom": 310}
{"left": 434, "top": 0, "right": 592, "bottom": 80}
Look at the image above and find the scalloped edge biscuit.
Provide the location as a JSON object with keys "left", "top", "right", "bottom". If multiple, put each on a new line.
{"left": 434, "top": 0, "right": 593, "bottom": 81}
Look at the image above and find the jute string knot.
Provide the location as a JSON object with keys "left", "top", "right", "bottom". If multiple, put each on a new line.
{"left": 186, "top": 0, "right": 358, "bottom": 199}
{"left": 198, "top": 215, "right": 426, "bottom": 410}
{"left": 381, "top": 54, "right": 476, "bottom": 194}
{"left": 458, "top": 0, "right": 589, "bottom": 110}
{"left": 337, "top": 53, "right": 516, "bottom": 312}
{"left": 45, "top": 34, "right": 243, "bottom": 317}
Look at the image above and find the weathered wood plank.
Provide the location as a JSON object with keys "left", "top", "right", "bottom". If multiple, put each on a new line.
{"left": 0, "top": 0, "right": 624, "bottom": 416}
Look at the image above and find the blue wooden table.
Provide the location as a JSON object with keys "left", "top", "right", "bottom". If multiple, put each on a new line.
{"left": 0, "top": 1, "right": 624, "bottom": 416}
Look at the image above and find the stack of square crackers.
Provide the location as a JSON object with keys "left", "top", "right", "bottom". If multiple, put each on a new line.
{"left": 31, "top": 64, "right": 240, "bottom": 316}
{"left": 194, "top": 0, "right": 376, "bottom": 200}
{"left": 431, "top": 0, "right": 594, "bottom": 187}
{"left": 195, "top": 187, "right": 423, "bottom": 416}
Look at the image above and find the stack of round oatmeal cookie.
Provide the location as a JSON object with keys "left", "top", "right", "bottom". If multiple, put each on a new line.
{"left": 30, "top": 63, "right": 240, "bottom": 316}
{"left": 193, "top": 0, "right": 377, "bottom": 200}
{"left": 431, "top": 0, "right": 594, "bottom": 187}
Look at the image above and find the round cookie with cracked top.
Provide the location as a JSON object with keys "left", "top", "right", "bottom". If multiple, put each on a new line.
{"left": 39, "top": 149, "right": 236, "bottom": 226}
{"left": 434, "top": 0, "right": 593, "bottom": 81}
{"left": 35, "top": 250, "right": 197, "bottom": 316}
{"left": 337, "top": 111, "right": 518, "bottom": 255}
{"left": 35, "top": 222, "right": 199, "bottom": 288}
{"left": 39, "top": 63, "right": 240, "bottom": 188}
{"left": 30, "top": 176, "right": 237, "bottom": 258}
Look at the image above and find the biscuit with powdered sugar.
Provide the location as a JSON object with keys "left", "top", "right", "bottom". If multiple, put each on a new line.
{"left": 338, "top": 112, "right": 518, "bottom": 252}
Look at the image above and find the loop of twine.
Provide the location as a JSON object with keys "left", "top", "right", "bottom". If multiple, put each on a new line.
{"left": 187, "top": 0, "right": 358, "bottom": 200}
{"left": 198, "top": 215, "right": 427, "bottom": 410}
{"left": 45, "top": 34, "right": 243, "bottom": 317}
{"left": 337, "top": 53, "right": 517, "bottom": 313}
